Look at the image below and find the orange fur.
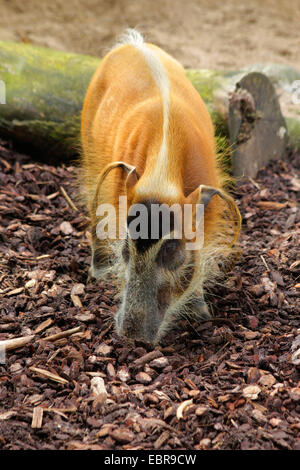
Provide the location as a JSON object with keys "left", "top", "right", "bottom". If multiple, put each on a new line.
{"left": 80, "top": 34, "right": 240, "bottom": 259}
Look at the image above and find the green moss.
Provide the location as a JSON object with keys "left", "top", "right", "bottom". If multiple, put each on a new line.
{"left": 286, "top": 117, "right": 300, "bottom": 150}
{"left": 0, "top": 40, "right": 100, "bottom": 160}
{"left": 185, "top": 69, "right": 225, "bottom": 110}
{"left": 185, "top": 69, "right": 233, "bottom": 171}
{"left": 0, "top": 41, "right": 100, "bottom": 120}
{"left": 215, "top": 134, "right": 233, "bottom": 176}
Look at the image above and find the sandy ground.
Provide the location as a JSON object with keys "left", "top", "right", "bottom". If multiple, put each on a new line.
{"left": 0, "top": 0, "right": 299, "bottom": 70}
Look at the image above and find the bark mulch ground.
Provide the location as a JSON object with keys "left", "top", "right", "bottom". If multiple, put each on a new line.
{"left": 0, "top": 139, "right": 299, "bottom": 450}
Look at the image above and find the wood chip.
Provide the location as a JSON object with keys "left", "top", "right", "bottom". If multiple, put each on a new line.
{"left": 31, "top": 406, "right": 43, "bottom": 429}
{"left": 46, "top": 191, "right": 59, "bottom": 200}
{"left": 109, "top": 428, "right": 134, "bottom": 444}
{"left": 34, "top": 318, "right": 53, "bottom": 334}
{"left": 243, "top": 385, "right": 261, "bottom": 400}
{"left": 107, "top": 362, "right": 116, "bottom": 378}
{"left": 71, "top": 294, "right": 82, "bottom": 308}
{"left": 176, "top": 399, "right": 193, "bottom": 420}
{"left": 244, "top": 330, "right": 260, "bottom": 340}
{"left": 117, "top": 365, "right": 131, "bottom": 383}
{"left": 199, "top": 438, "right": 211, "bottom": 449}
{"left": 135, "top": 372, "right": 152, "bottom": 384}
{"left": 251, "top": 408, "right": 267, "bottom": 424}
{"left": 270, "top": 418, "right": 282, "bottom": 427}
{"left": 43, "top": 407, "right": 77, "bottom": 418}
{"left": 67, "top": 441, "right": 104, "bottom": 450}
{"left": 1, "top": 141, "right": 299, "bottom": 451}
{"left": 195, "top": 406, "right": 209, "bottom": 416}
{"left": 96, "top": 424, "right": 115, "bottom": 438}
{"left": 90, "top": 376, "right": 108, "bottom": 404}
{"left": 96, "top": 343, "right": 113, "bottom": 356}
{"left": 270, "top": 270, "right": 285, "bottom": 286}
{"left": 133, "top": 350, "right": 162, "bottom": 367}
{"left": 29, "top": 366, "right": 69, "bottom": 385}
{"left": 71, "top": 283, "right": 85, "bottom": 296}
{"left": 5, "top": 287, "right": 24, "bottom": 296}
{"left": 25, "top": 279, "right": 36, "bottom": 289}
{"left": 0, "top": 410, "right": 17, "bottom": 420}
{"left": 154, "top": 431, "right": 169, "bottom": 449}
{"left": 74, "top": 312, "right": 95, "bottom": 322}
{"left": 149, "top": 356, "right": 169, "bottom": 369}
{"left": 59, "top": 221, "right": 73, "bottom": 235}
{"left": 257, "top": 201, "right": 288, "bottom": 210}
{"left": 258, "top": 373, "right": 276, "bottom": 388}
{"left": 289, "top": 387, "right": 300, "bottom": 401}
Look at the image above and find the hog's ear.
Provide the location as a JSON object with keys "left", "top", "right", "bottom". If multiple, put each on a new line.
{"left": 92, "top": 161, "right": 139, "bottom": 212}
{"left": 186, "top": 184, "right": 224, "bottom": 207}
{"left": 186, "top": 184, "right": 242, "bottom": 245}
{"left": 125, "top": 166, "right": 139, "bottom": 190}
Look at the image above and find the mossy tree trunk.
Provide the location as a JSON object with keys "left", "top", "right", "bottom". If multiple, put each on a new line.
{"left": 0, "top": 41, "right": 100, "bottom": 163}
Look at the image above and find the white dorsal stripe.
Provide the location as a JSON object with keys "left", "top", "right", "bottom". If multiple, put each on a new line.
{"left": 115, "top": 29, "right": 175, "bottom": 192}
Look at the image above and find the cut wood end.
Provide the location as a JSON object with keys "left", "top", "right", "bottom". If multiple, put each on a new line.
{"left": 31, "top": 406, "right": 44, "bottom": 428}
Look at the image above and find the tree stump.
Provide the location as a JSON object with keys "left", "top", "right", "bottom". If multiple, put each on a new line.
{"left": 228, "top": 72, "right": 289, "bottom": 179}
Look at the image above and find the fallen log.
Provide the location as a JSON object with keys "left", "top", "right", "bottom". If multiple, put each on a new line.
{"left": 0, "top": 41, "right": 97, "bottom": 163}
{"left": 0, "top": 40, "right": 299, "bottom": 176}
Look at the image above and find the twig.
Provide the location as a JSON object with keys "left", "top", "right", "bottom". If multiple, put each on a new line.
{"left": 133, "top": 349, "right": 162, "bottom": 367}
{"left": 35, "top": 254, "right": 50, "bottom": 260}
{"left": 43, "top": 407, "right": 77, "bottom": 419}
{"left": 44, "top": 407, "right": 77, "bottom": 413}
{"left": 0, "top": 326, "right": 83, "bottom": 353}
{"left": 29, "top": 366, "right": 69, "bottom": 384}
{"left": 249, "top": 177, "right": 261, "bottom": 190}
{"left": 98, "top": 323, "right": 113, "bottom": 341}
{"left": 41, "top": 326, "right": 83, "bottom": 342}
{"left": 60, "top": 185, "right": 78, "bottom": 212}
{"left": 46, "top": 348, "right": 62, "bottom": 364}
{"left": 46, "top": 191, "right": 59, "bottom": 200}
{"left": 260, "top": 254, "right": 270, "bottom": 271}
{"left": 0, "top": 334, "right": 35, "bottom": 351}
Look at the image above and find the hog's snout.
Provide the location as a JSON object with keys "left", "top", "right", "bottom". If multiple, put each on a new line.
{"left": 116, "top": 304, "right": 164, "bottom": 344}
{"left": 115, "top": 269, "right": 167, "bottom": 343}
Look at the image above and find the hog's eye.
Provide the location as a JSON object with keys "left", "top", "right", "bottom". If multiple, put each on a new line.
{"left": 156, "top": 239, "right": 184, "bottom": 270}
